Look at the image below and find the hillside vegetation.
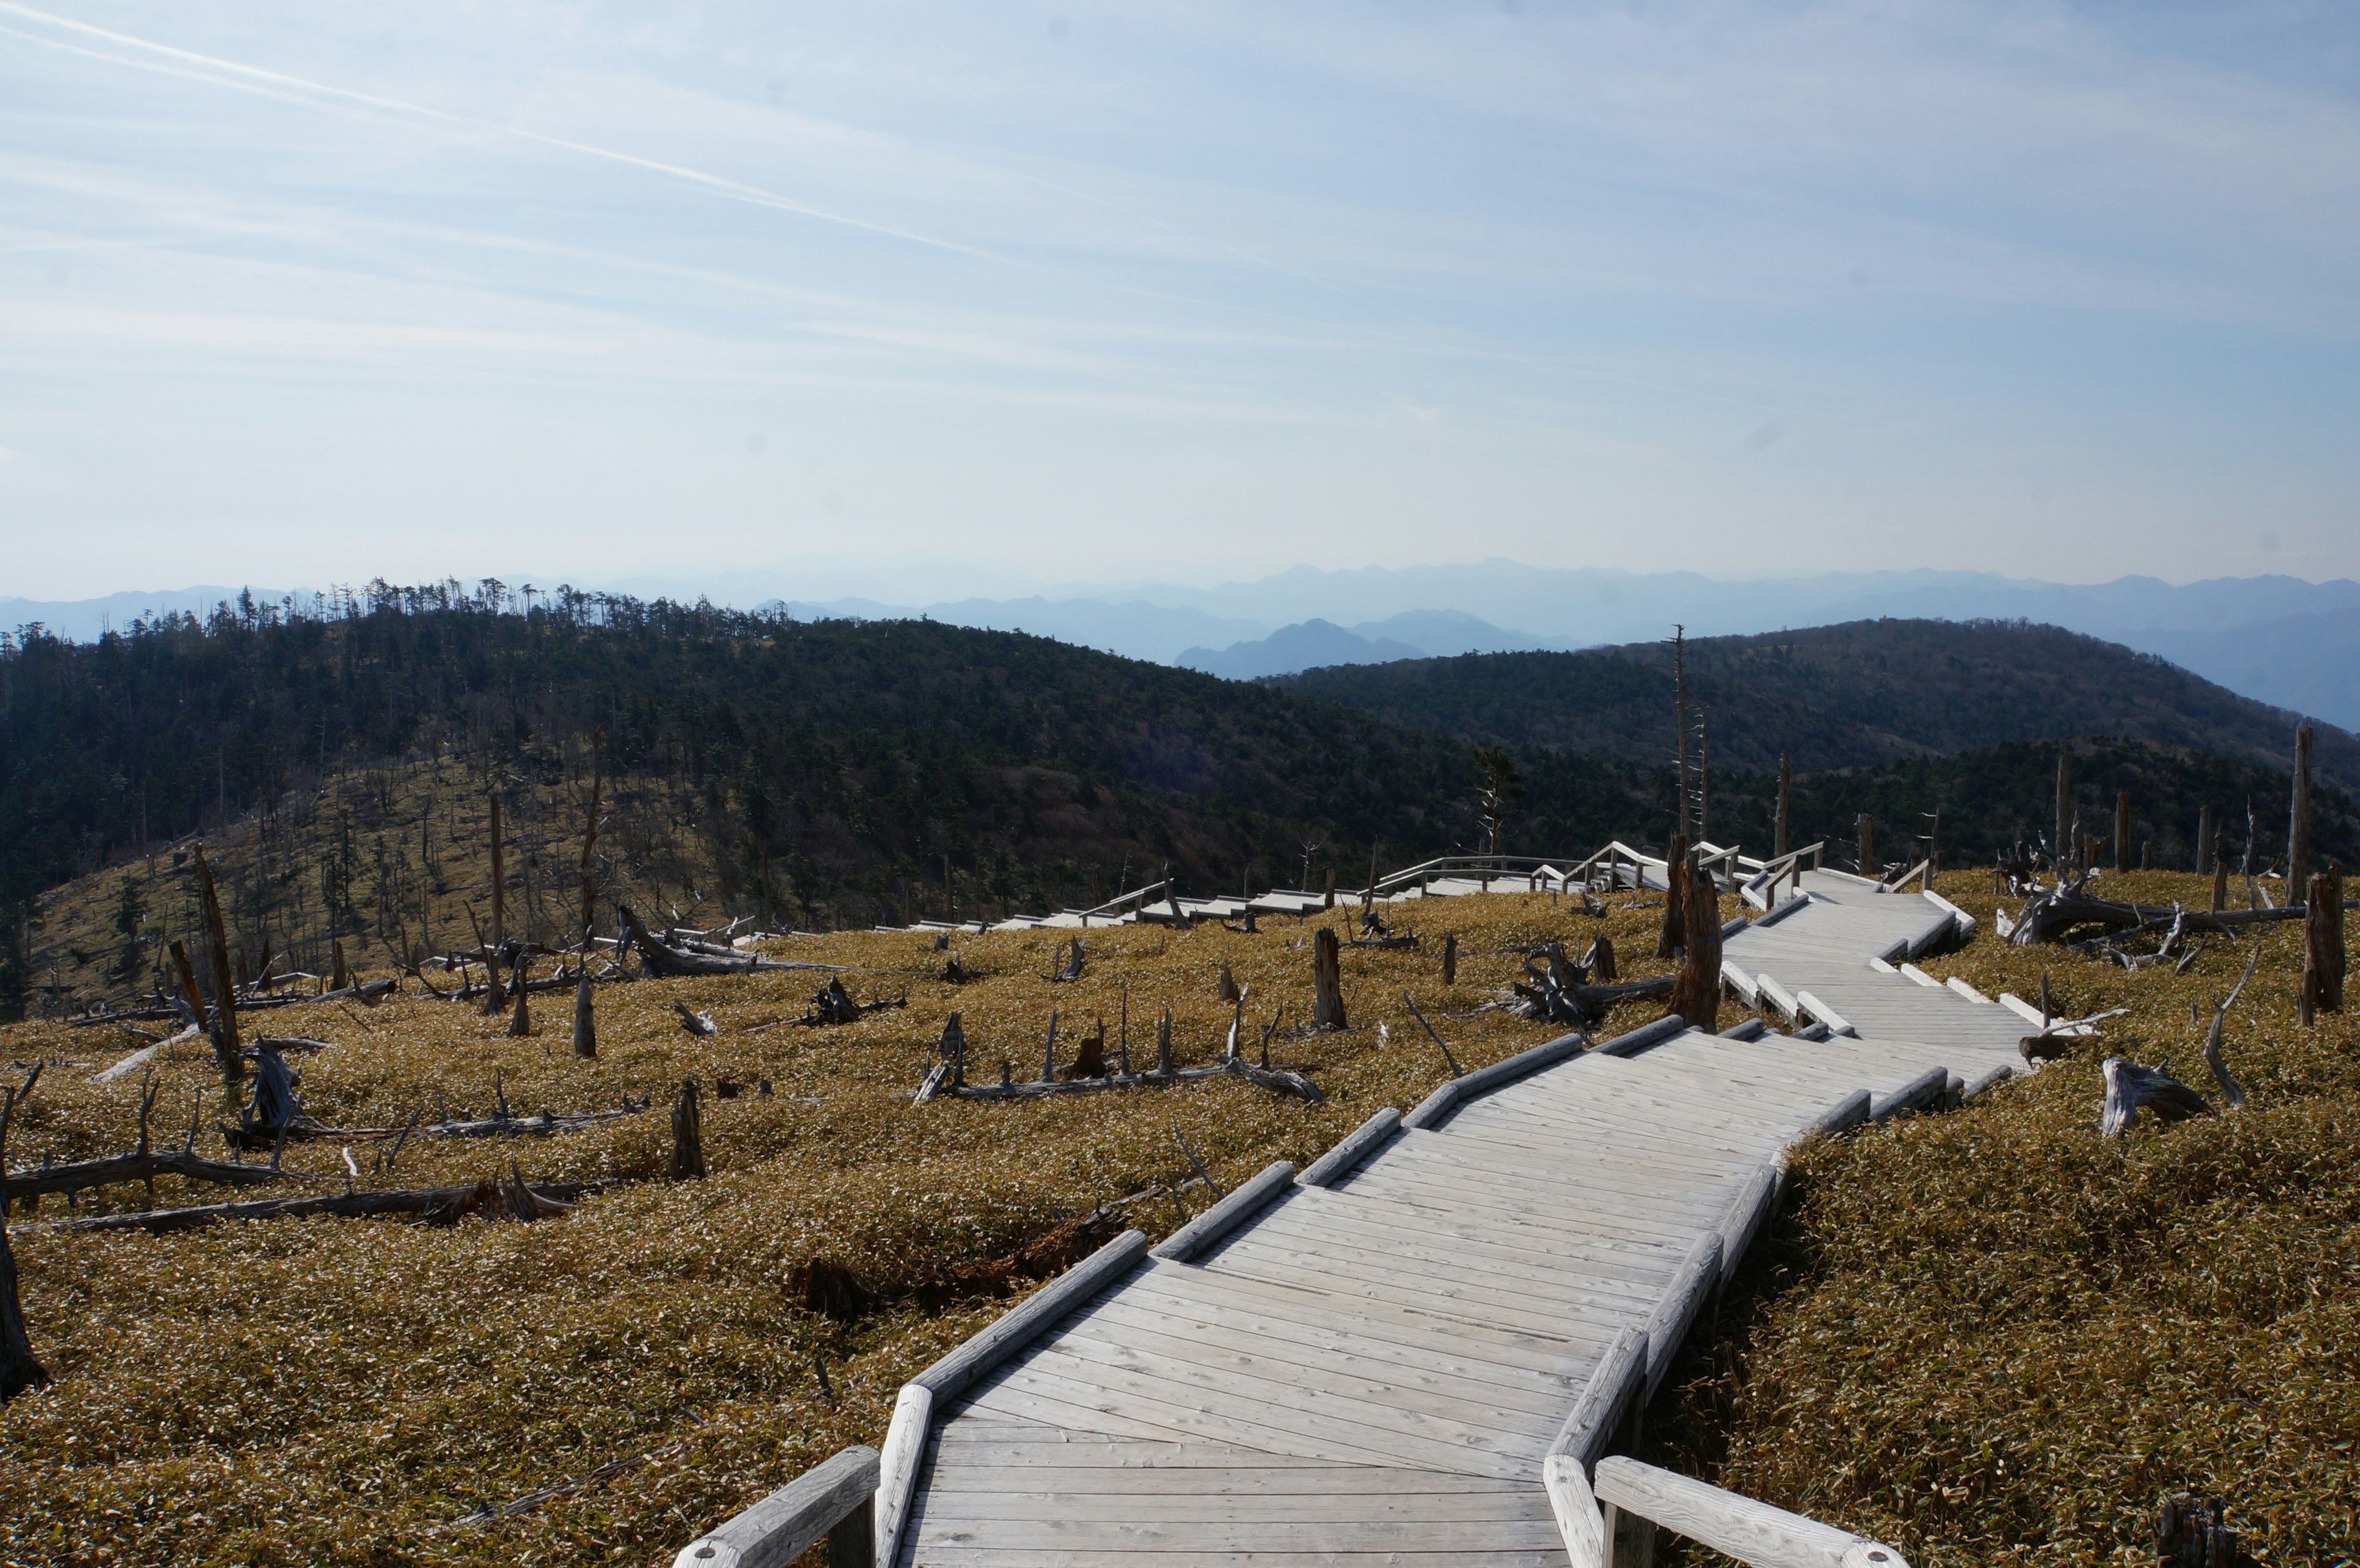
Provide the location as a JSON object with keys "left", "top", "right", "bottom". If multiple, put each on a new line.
{"left": 1, "top": 876, "right": 2352, "bottom": 1566}
{"left": 1276, "top": 618, "right": 2360, "bottom": 790}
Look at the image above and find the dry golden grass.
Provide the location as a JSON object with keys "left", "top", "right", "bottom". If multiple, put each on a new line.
{"left": 1, "top": 888, "right": 1704, "bottom": 1567}
{"left": 10, "top": 870, "right": 2354, "bottom": 1567}
{"left": 1658, "top": 871, "right": 2360, "bottom": 1567}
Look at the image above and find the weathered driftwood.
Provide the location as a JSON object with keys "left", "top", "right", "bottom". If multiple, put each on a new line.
{"left": 2101, "top": 1057, "right": 2213, "bottom": 1137}
{"left": 675, "top": 1002, "right": 718, "bottom": 1038}
{"left": 1511, "top": 940, "right": 1673, "bottom": 1026}
{"left": 48, "top": 1175, "right": 597, "bottom": 1235}
{"left": 70, "top": 976, "right": 401, "bottom": 1025}
{"left": 1045, "top": 937, "right": 1085, "bottom": 982}
{"left": 796, "top": 975, "right": 905, "bottom": 1027}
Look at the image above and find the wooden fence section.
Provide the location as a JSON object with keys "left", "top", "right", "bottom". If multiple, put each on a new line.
{"left": 680, "top": 868, "right": 2010, "bottom": 1568}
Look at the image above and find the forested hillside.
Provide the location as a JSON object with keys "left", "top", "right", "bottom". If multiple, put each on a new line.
{"left": 1276, "top": 618, "right": 2360, "bottom": 789}
{"left": 0, "top": 586, "right": 1662, "bottom": 1017}
{"left": 7, "top": 590, "right": 2351, "bottom": 1021}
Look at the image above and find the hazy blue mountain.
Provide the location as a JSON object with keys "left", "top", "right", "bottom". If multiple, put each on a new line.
{"left": 0, "top": 586, "right": 293, "bottom": 641}
{"left": 1354, "top": 610, "right": 1549, "bottom": 657}
{"left": 2123, "top": 610, "right": 2360, "bottom": 731}
{"left": 1179, "top": 619, "right": 1426, "bottom": 680}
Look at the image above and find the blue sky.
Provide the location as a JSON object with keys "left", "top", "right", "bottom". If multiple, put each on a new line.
{"left": 1, "top": 1, "right": 2356, "bottom": 600}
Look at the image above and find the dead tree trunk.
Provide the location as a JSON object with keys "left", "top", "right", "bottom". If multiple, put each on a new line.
{"left": 2115, "top": 791, "right": 2131, "bottom": 874}
{"left": 1672, "top": 624, "right": 1691, "bottom": 844}
{"left": 1656, "top": 834, "right": 1688, "bottom": 959}
{"left": 191, "top": 843, "right": 242, "bottom": 1096}
{"left": 1311, "top": 928, "right": 1346, "bottom": 1030}
{"left": 508, "top": 956, "right": 533, "bottom": 1037}
{"left": 1773, "top": 751, "right": 1791, "bottom": 860}
{"left": 1665, "top": 863, "right": 1721, "bottom": 1032}
{"left": 0, "top": 1221, "right": 47, "bottom": 1405}
{"left": 571, "top": 972, "right": 596, "bottom": 1059}
{"left": 669, "top": 1080, "right": 706, "bottom": 1180}
{"left": 2289, "top": 722, "right": 2314, "bottom": 896}
{"left": 2302, "top": 868, "right": 2345, "bottom": 1024}
{"left": 2196, "top": 805, "right": 2211, "bottom": 875}
{"left": 578, "top": 728, "right": 602, "bottom": 947}
{"left": 2211, "top": 825, "right": 2228, "bottom": 913}
{"left": 329, "top": 938, "right": 350, "bottom": 993}
{"left": 2055, "top": 750, "right": 2072, "bottom": 876}
{"left": 1441, "top": 932, "right": 1457, "bottom": 987}
{"left": 167, "top": 939, "right": 208, "bottom": 1031}
{"left": 1857, "top": 813, "right": 1876, "bottom": 876}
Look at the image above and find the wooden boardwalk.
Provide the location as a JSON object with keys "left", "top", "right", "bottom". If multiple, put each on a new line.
{"left": 879, "top": 875, "right": 2023, "bottom": 1567}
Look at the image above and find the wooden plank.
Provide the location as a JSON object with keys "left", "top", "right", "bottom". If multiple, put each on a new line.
{"left": 903, "top": 1544, "right": 1571, "bottom": 1567}
{"left": 1215, "top": 1219, "right": 1675, "bottom": 1314}
{"left": 1076, "top": 1295, "right": 1584, "bottom": 1414}
{"left": 1133, "top": 1258, "right": 1602, "bottom": 1366}
{"left": 1033, "top": 1324, "right": 1562, "bottom": 1452}
{"left": 924, "top": 1464, "right": 1527, "bottom": 1497}
{"left": 1207, "top": 1230, "right": 1671, "bottom": 1322}
{"left": 1282, "top": 1188, "right": 1693, "bottom": 1279}
{"left": 900, "top": 1515, "right": 1569, "bottom": 1551}
{"left": 1199, "top": 1250, "right": 1655, "bottom": 1344}
{"left": 991, "top": 1347, "right": 1535, "bottom": 1476}
{"left": 915, "top": 1488, "right": 1554, "bottom": 1523}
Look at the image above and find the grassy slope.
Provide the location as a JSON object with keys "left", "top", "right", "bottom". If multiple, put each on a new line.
{"left": 0, "top": 888, "right": 1700, "bottom": 1567}
{"left": 6, "top": 876, "right": 2353, "bottom": 1566}
{"left": 1658, "top": 872, "right": 2359, "bottom": 1567}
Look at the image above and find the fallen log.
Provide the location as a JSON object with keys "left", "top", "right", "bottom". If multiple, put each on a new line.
{"left": 4, "top": 1147, "right": 301, "bottom": 1202}
{"left": 2008, "top": 882, "right": 2327, "bottom": 946}
{"left": 940, "top": 1056, "right": 1322, "bottom": 1104}
{"left": 45, "top": 1176, "right": 599, "bottom": 1235}
{"left": 424, "top": 1103, "right": 651, "bottom": 1139}
{"left": 620, "top": 905, "right": 837, "bottom": 977}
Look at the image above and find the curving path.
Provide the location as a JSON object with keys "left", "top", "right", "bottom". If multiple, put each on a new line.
{"left": 860, "top": 874, "right": 2026, "bottom": 1566}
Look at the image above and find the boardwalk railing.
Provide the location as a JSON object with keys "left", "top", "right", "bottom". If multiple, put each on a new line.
{"left": 1741, "top": 842, "right": 1828, "bottom": 910}
{"left": 1545, "top": 1454, "right": 1910, "bottom": 1568}
{"left": 672, "top": 1443, "right": 876, "bottom": 1568}
{"left": 1076, "top": 877, "right": 1174, "bottom": 923}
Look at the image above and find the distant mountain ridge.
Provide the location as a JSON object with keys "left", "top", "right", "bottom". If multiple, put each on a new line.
{"left": 1275, "top": 618, "right": 2360, "bottom": 796}
{"left": 10, "top": 565, "right": 2358, "bottom": 724}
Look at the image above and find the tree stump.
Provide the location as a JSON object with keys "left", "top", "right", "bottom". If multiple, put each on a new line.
{"left": 571, "top": 973, "right": 596, "bottom": 1059}
{"left": 1665, "top": 863, "right": 1721, "bottom": 1033}
{"left": 1441, "top": 933, "right": 1457, "bottom": 987}
{"left": 2157, "top": 1494, "right": 2253, "bottom": 1567}
{"left": 1311, "top": 929, "right": 1346, "bottom": 1030}
{"left": 669, "top": 1079, "right": 706, "bottom": 1180}
{"left": 508, "top": 957, "right": 533, "bottom": 1037}
{"left": 1655, "top": 834, "right": 1688, "bottom": 960}
{"left": 2302, "top": 868, "right": 2345, "bottom": 1024}
{"left": 0, "top": 1221, "right": 49, "bottom": 1405}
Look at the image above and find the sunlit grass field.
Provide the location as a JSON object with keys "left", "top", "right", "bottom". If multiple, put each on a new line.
{"left": 2, "top": 871, "right": 2353, "bottom": 1566}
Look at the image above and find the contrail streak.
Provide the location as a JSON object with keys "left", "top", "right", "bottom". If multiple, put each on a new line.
{"left": 0, "top": 1, "right": 999, "bottom": 262}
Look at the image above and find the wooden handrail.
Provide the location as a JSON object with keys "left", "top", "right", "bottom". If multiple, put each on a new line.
{"left": 671, "top": 1443, "right": 878, "bottom": 1568}
{"left": 1544, "top": 1453, "right": 1910, "bottom": 1568}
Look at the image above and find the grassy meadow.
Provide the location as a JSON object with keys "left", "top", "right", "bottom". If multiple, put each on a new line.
{"left": 0, "top": 869, "right": 2352, "bottom": 1566}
